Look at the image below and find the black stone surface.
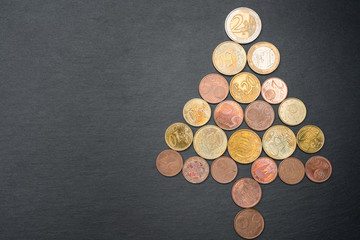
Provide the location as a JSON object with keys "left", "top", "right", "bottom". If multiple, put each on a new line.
{"left": 1, "top": 0, "right": 360, "bottom": 239}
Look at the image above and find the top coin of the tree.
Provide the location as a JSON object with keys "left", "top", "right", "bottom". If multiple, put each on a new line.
{"left": 212, "top": 41, "right": 247, "bottom": 76}
{"left": 225, "top": 7, "right": 262, "bottom": 44}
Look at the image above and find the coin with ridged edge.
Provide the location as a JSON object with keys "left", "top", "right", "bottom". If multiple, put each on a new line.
{"left": 228, "top": 129, "right": 262, "bottom": 164}
{"left": 248, "top": 41, "right": 280, "bottom": 75}
{"left": 278, "top": 98, "right": 306, "bottom": 126}
{"left": 183, "top": 98, "right": 211, "bottom": 127}
{"left": 230, "top": 72, "right": 261, "bottom": 104}
{"left": 193, "top": 125, "right": 227, "bottom": 160}
{"left": 262, "top": 125, "right": 296, "bottom": 160}
{"left": 165, "top": 123, "right": 193, "bottom": 151}
{"left": 297, "top": 125, "right": 325, "bottom": 153}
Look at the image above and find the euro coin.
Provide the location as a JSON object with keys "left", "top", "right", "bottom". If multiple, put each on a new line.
{"left": 297, "top": 125, "right": 325, "bottom": 153}
{"left": 244, "top": 100, "right": 275, "bottom": 131}
{"left": 182, "top": 156, "right": 209, "bottom": 184}
{"left": 278, "top": 98, "right": 306, "bottom": 126}
{"left": 214, "top": 100, "right": 243, "bottom": 130}
{"left": 228, "top": 129, "right": 262, "bottom": 164}
{"left": 232, "top": 178, "right": 262, "bottom": 208}
{"left": 261, "top": 77, "right": 288, "bottom": 104}
{"left": 234, "top": 209, "right": 264, "bottom": 239}
{"left": 225, "top": 7, "right": 262, "bottom": 44}
{"left": 278, "top": 157, "right": 305, "bottom": 185}
{"left": 305, "top": 156, "right": 332, "bottom": 183}
{"left": 193, "top": 125, "right": 227, "bottom": 160}
{"left": 165, "top": 123, "right": 193, "bottom": 151}
{"left": 248, "top": 41, "right": 280, "bottom": 74}
{"left": 156, "top": 149, "right": 183, "bottom": 177}
{"left": 212, "top": 41, "right": 246, "bottom": 75}
{"left": 199, "top": 73, "right": 229, "bottom": 104}
{"left": 262, "top": 125, "right": 296, "bottom": 160}
{"left": 211, "top": 156, "right": 238, "bottom": 184}
{"left": 230, "top": 72, "right": 261, "bottom": 103}
{"left": 251, "top": 157, "right": 277, "bottom": 184}
{"left": 183, "top": 98, "right": 211, "bottom": 127}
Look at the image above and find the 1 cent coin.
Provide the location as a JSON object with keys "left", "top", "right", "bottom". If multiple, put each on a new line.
{"left": 230, "top": 72, "right": 261, "bottom": 103}
{"left": 278, "top": 98, "right": 306, "bottom": 126}
{"left": 165, "top": 123, "right": 193, "bottom": 151}
{"left": 251, "top": 157, "right": 277, "bottom": 184}
{"left": 212, "top": 41, "right": 247, "bottom": 75}
{"left": 193, "top": 125, "right": 227, "bottom": 160}
{"left": 261, "top": 77, "right": 288, "bottom": 104}
{"left": 156, "top": 149, "right": 183, "bottom": 177}
{"left": 225, "top": 7, "right": 262, "bottom": 44}
{"left": 183, "top": 156, "right": 209, "bottom": 184}
{"left": 214, "top": 100, "right": 243, "bottom": 130}
{"left": 244, "top": 100, "right": 275, "bottom": 131}
{"left": 183, "top": 98, "right": 211, "bottom": 127}
{"left": 305, "top": 156, "right": 332, "bottom": 183}
{"left": 234, "top": 208, "right": 264, "bottom": 239}
{"left": 278, "top": 157, "right": 305, "bottom": 185}
{"left": 199, "top": 73, "right": 229, "bottom": 104}
{"left": 228, "top": 129, "right": 262, "bottom": 164}
{"left": 262, "top": 125, "right": 296, "bottom": 160}
{"left": 232, "top": 178, "right": 262, "bottom": 208}
{"left": 248, "top": 42, "right": 280, "bottom": 75}
{"left": 297, "top": 125, "right": 325, "bottom": 153}
{"left": 211, "top": 156, "right": 238, "bottom": 184}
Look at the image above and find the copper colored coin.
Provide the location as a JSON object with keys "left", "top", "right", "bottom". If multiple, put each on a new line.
{"left": 214, "top": 100, "right": 244, "bottom": 130}
{"left": 244, "top": 100, "right": 275, "bottom": 131}
{"left": 251, "top": 157, "right": 277, "bottom": 184}
{"left": 278, "top": 157, "right": 305, "bottom": 185}
{"left": 234, "top": 208, "right": 264, "bottom": 239}
{"left": 261, "top": 77, "right": 288, "bottom": 104}
{"left": 156, "top": 149, "right": 183, "bottom": 177}
{"left": 199, "top": 73, "right": 229, "bottom": 104}
{"left": 305, "top": 156, "right": 332, "bottom": 183}
{"left": 232, "top": 178, "right": 262, "bottom": 208}
{"left": 211, "top": 156, "right": 238, "bottom": 184}
{"left": 182, "top": 156, "right": 209, "bottom": 184}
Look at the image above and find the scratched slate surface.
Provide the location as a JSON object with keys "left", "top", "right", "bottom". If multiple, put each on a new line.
{"left": 1, "top": 0, "right": 360, "bottom": 239}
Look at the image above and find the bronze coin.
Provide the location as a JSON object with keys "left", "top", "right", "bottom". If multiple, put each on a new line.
{"left": 199, "top": 73, "right": 229, "bottom": 104}
{"left": 278, "top": 157, "right": 305, "bottom": 185}
{"left": 182, "top": 156, "right": 209, "bottom": 184}
{"left": 211, "top": 156, "right": 238, "bottom": 184}
{"left": 234, "top": 208, "right": 264, "bottom": 239}
{"left": 156, "top": 149, "right": 183, "bottom": 177}
{"left": 214, "top": 100, "right": 244, "bottom": 130}
{"left": 244, "top": 100, "right": 275, "bottom": 131}
{"left": 251, "top": 157, "right": 277, "bottom": 184}
{"left": 232, "top": 178, "right": 262, "bottom": 208}
{"left": 261, "top": 77, "right": 288, "bottom": 104}
{"left": 305, "top": 156, "right": 332, "bottom": 183}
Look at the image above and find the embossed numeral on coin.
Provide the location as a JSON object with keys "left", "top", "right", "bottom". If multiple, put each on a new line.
{"left": 231, "top": 14, "right": 246, "bottom": 33}
{"left": 271, "top": 79, "right": 284, "bottom": 89}
{"left": 238, "top": 75, "right": 256, "bottom": 95}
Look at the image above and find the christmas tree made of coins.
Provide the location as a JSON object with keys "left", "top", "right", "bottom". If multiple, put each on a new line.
{"left": 156, "top": 7, "right": 332, "bottom": 239}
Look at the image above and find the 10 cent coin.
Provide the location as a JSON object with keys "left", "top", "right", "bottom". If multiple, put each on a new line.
{"left": 165, "top": 123, "right": 193, "bottom": 151}
{"left": 297, "top": 125, "right": 325, "bottom": 153}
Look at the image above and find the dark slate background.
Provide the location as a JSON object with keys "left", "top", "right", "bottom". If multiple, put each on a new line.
{"left": 1, "top": 0, "right": 359, "bottom": 239}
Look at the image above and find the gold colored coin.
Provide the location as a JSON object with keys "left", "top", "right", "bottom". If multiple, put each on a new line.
{"left": 193, "top": 125, "right": 227, "bottom": 160}
{"left": 247, "top": 42, "right": 280, "bottom": 75}
{"left": 230, "top": 72, "right": 261, "bottom": 103}
{"left": 183, "top": 98, "right": 211, "bottom": 127}
{"left": 165, "top": 123, "right": 193, "bottom": 151}
{"left": 262, "top": 125, "right": 296, "bottom": 160}
{"left": 212, "top": 41, "right": 246, "bottom": 76}
{"left": 225, "top": 7, "right": 262, "bottom": 44}
{"left": 297, "top": 125, "right": 325, "bottom": 153}
{"left": 278, "top": 98, "right": 306, "bottom": 126}
{"left": 228, "top": 129, "right": 262, "bottom": 164}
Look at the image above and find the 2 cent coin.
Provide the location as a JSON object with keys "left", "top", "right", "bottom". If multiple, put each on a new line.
{"left": 234, "top": 208, "right": 264, "bottom": 239}
{"left": 261, "top": 77, "right": 288, "bottom": 104}
{"left": 305, "top": 156, "right": 332, "bottom": 183}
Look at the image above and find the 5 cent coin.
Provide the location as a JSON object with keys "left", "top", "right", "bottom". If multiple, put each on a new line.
{"left": 297, "top": 125, "right": 325, "bottom": 153}
{"left": 251, "top": 157, "right": 277, "bottom": 184}
{"left": 165, "top": 123, "right": 193, "bottom": 151}
{"left": 305, "top": 156, "right": 332, "bottom": 183}
{"left": 214, "top": 100, "right": 244, "bottom": 130}
{"left": 228, "top": 129, "right": 262, "bottom": 164}
{"left": 199, "top": 73, "right": 229, "bottom": 104}
{"left": 232, "top": 178, "right": 262, "bottom": 208}
{"left": 182, "top": 156, "right": 209, "bottom": 184}
{"left": 212, "top": 41, "right": 247, "bottom": 75}
{"left": 156, "top": 149, "right": 183, "bottom": 177}
{"left": 261, "top": 77, "right": 288, "bottom": 104}
{"left": 278, "top": 157, "right": 305, "bottom": 185}
{"left": 234, "top": 208, "right": 265, "bottom": 239}
{"left": 183, "top": 98, "right": 211, "bottom": 127}
{"left": 248, "top": 41, "right": 280, "bottom": 75}
{"left": 193, "top": 125, "right": 227, "bottom": 160}
{"left": 225, "top": 7, "right": 262, "bottom": 44}
{"left": 230, "top": 72, "right": 261, "bottom": 103}
{"left": 244, "top": 100, "right": 275, "bottom": 131}
{"left": 262, "top": 125, "right": 296, "bottom": 160}
{"left": 278, "top": 98, "right": 306, "bottom": 126}
{"left": 211, "top": 156, "right": 238, "bottom": 184}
